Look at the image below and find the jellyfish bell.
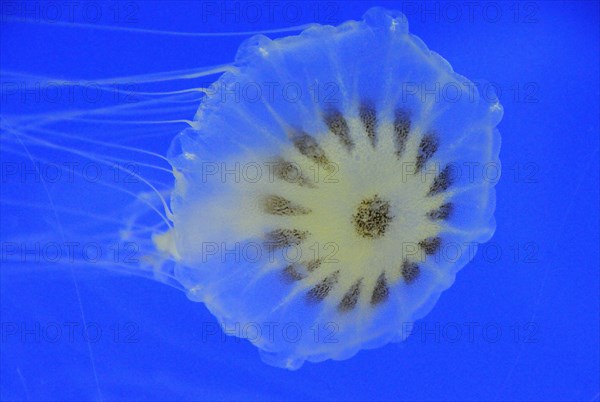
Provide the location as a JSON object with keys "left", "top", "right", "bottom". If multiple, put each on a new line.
{"left": 1, "top": 7, "right": 502, "bottom": 371}
{"left": 158, "top": 7, "right": 502, "bottom": 369}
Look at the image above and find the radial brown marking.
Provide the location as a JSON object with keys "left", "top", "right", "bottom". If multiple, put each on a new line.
{"left": 324, "top": 109, "right": 354, "bottom": 151}
{"left": 291, "top": 132, "right": 329, "bottom": 166}
{"left": 394, "top": 109, "right": 411, "bottom": 158}
{"left": 426, "top": 202, "right": 453, "bottom": 221}
{"left": 306, "top": 271, "right": 340, "bottom": 303}
{"left": 428, "top": 164, "right": 454, "bottom": 196}
{"left": 263, "top": 195, "right": 311, "bottom": 216}
{"left": 415, "top": 133, "right": 439, "bottom": 171}
{"left": 359, "top": 102, "right": 377, "bottom": 147}
{"left": 264, "top": 229, "right": 309, "bottom": 250}
{"left": 282, "top": 264, "right": 306, "bottom": 283}
{"left": 371, "top": 272, "right": 389, "bottom": 305}
{"left": 338, "top": 279, "right": 363, "bottom": 312}
{"left": 273, "top": 159, "right": 314, "bottom": 187}
{"left": 306, "top": 259, "right": 322, "bottom": 272}
{"left": 401, "top": 260, "right": 420, "bottom": 284}
{"left": 419, "top": 236, "right": 442, "bottom": 255}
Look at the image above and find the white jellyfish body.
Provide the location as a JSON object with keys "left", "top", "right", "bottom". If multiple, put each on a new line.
{"left": 158, "top": 7, "right": 502, "bottom": 369}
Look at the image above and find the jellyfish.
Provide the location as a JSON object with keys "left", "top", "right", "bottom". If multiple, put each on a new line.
{"left": 1, "top": 7, "right": 502, "bottom": 372}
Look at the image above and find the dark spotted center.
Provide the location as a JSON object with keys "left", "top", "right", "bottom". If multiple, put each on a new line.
{"left": 352, "top": 195, "right": 393, "bottom": 239}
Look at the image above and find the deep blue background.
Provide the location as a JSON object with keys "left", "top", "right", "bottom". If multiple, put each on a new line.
{"left": 1, "top": 1, "right": 599, "bottom": 401}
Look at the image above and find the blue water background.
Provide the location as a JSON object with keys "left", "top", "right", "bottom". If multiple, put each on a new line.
{"left": 1, "top": 1, "right": 598, "bottom": 401}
